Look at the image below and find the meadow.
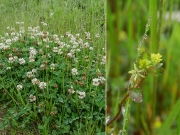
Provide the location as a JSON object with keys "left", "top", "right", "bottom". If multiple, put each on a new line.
{"left": 106, "top": 0, "right": 180, "bottom": 135}
{"left": 0, "top": 0, "right": 105, "bottom": 134}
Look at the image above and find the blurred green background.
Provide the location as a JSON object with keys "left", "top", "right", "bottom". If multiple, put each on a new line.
{"left": 107, "top": 0, "right": 180, "bottom": 135}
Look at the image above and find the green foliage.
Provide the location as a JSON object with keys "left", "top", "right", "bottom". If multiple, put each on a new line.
{"left": 0, "top": 11, "right": 105, "bottom": 135}
{"left": 157, "top": 99, "right": 180, "bottom": 135}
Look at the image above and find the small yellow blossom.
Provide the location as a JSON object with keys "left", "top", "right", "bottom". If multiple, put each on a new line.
{"left": 139, "top": 59, "right": 151, "bottom": 68}
{"left": 151, "top": 53, "right": 162, "bottom": 64}
{"left": 153, "top": 117, "right": 162, "bottom": 129}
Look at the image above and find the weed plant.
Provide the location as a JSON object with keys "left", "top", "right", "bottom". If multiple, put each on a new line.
{"left": 0, "top": 22, "right": 105, "bottom": 134}
{"left": 107, "top": 0, "right": 180, "bottom": 135}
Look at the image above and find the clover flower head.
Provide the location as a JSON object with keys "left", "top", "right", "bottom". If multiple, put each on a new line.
{"left": 19, "top": 58, "right": 26, "bottom": 65}
{"left": 78, "top": 91, "right": 86, "bottom": 99}
{"left": 68, "top": 87, "right": 75, "bottom": 94}
{"left": 32, "top": 78, "right": 39, "bottom": 85}
{"left": 139, "top": 59, "right": 151, "bottom": 68}
{"left": 151, "top": 53, "right": 162, "bottom": 64}
{"left": 8, "top": 57, "right": 14, "bottom": 63}
{"left": 17, "top": 84, "right": 23, "bottom": 90}
{"left": 26, "top": 71, "right": 35, "bottom": 78}
{"left": 71, "top": 68, "right": 78, "bottom": 75}
{"left": 29, "top": 95, "right": 36, "bottom": 102}
{"left": 50, "top": 63, "right": 56, "bottom": 70}
{"left": 93, "top": 78, "right": 100, "bottom": 86}
{"left": 39, "top": 82, "right": 47, "bottom": 89}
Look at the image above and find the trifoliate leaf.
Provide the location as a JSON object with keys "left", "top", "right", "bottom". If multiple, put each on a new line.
{"left": 129, "top": 90, "right": 143, "bottom": 103}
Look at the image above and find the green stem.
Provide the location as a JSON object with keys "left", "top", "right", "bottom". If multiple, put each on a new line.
{"left": 122, "top": 97, "right": 131, "bottom": 135}
{"left": 157, "top": 0, "right": 164, "bottom": 50}
{"left": 149, "top": 0, "right": 158, "bottom": 121}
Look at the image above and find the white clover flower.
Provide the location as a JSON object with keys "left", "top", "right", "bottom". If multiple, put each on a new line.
{"left": 28, "top": 27, "right": 33, "bottom": 31}
{"left": 58, "top": 49, "right": 63, "bottom": 54}
{"left": 78, "top": 91, "right": 86, "bottom": 99}
{"left": 19, "top": 58, "right": 26, "bottom": 64}
{"left": 26, "top": 71, "right": 34, "bottom": 78}
{"left": 95, "top": 33, "right": 100, "bottom": 38}
{"left": 76, "top": 49, "right": 81, "bottom": 52}
{"left": 6, "top": 39, "right": 11, "bottom": 45}
{"left": 32, "top": 69, "right": 37, "bottom": 74}
{"left": 47, "top": 53, "right": 51, "bottom": 58}
{"left": 89, "top": 47, "right": 93, "bottom": 50}
{"left": 99, "top": 76, "right": 106, "bottom": 82}
{"left": 0, "top": 43, "right": 5, "bottom": 50}
{"left": 17, "top": 84, "right": 23, "bottom": 90}
{"left": 32, "top": 78, "right": 38, "bottom": 85}
{"left": 67, "top": 53, "right": 73, "bottom": 58}
{"left": 84, "top": 42, "right": 89, "bottom": 48}
{"left": 8, "top": 57, "right": 14, "bottom": 63}
{"left": 6, "top": 67, "right": 11, "bottom": 70}
{"left": 68, "top": 87, "right": 75, "bottom": 94}
{"left": 19, "top": 27, "right": 25, "bottom": 33}
{"left": 40, "top": 64, "right": 46, "bottom": 69}
{"left": 53, "top": 34, "right": 58, "bottom": 38}
{"left": 76, "top": 33, "right": 80, "bottom": 37}
{"left": 13, "top": 56, "right": 18, "bottom": 61}
{"left": 9, "top": 54, "right": 13, "bottom": 57}
{"left": 52, "top": 47, "right": 58, "bottom": 52}
{"left": 30, "top": 47, "right": 37, "bottom": 56}
{"left": 41, "top": 22, "right": 47, "bottom": 26}
{"left": 101, "top": 56, "right": 106, "bottom": 64}
{"left": 29, "top": 94, "right": 36, "bottom": 102}
{"left": 55, "top": 37, "right": 59, "bottom": 42}
{"left": 29, "top": 57, "right": 35, "bottom": 62}
{"left": 50, "top": 63, "right": 56, "bottom": 70}
{"left": 85, "top": 32, "right": 91, "bottom": 39}
{"left": 4, "top": 45, "right": 10, "bottom": 50}
{"left": 11, "top": 32, "right": 16, "bottom": 36}
{"left": 93, "top": 78, "right": 100, "bottom": 86}
{"left": 13, "top": 36, "right": 19, "bottom": 42}
{"left": 39, "top": 82, "right": 47, "bottom": 89}
{"left": 71, "top": 68, "right": 78, "bottom": 75}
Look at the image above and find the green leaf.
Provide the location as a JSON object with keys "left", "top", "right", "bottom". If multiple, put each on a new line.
{"left": 129, "top": 90, "right": 143, "bottom": 103}
{"left": 155, "top": 63, "right": 163, "bottom": 68}
{"left": 158, "top": 99, "right": 180, "bottom": 135}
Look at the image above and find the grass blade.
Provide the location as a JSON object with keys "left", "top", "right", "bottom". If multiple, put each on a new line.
{"left": 158, "top": 99, "right": 180, "bottom": 135}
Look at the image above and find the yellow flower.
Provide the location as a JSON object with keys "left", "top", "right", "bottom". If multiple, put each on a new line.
{"left": 151, "top": 53, "right": 162, "bottom": 64}
{"left": 139, "top": 59, "right": 151, "bottom": 68}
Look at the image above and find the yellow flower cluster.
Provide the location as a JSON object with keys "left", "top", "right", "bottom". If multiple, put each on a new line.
{"left": 139, "top": 53, "right": 162, "bottom": 69}
{"left": 139, "top": 59, "right": 151, "bottom": 68}
{"left": 151, "top": 53, "right": 162, "bottom": 64}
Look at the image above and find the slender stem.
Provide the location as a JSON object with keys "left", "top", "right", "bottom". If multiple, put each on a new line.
{"left": 106, "top": 93, "right": 129, "bottom": 126}
{"left": 149, "top": 0, "right": 158, "bottom": 121}
{"left": 106, "top": 74, "right": 146, "bottom": 126}
{"left": 122, "top": 97, "right": 131, "bottom": 135}
{"left": 157, "top": 0, "right": 164, "bottom": 50}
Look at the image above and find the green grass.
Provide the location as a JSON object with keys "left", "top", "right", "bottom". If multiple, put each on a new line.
{"left": 0, "top": 0, "right": 105, "bottom": 134}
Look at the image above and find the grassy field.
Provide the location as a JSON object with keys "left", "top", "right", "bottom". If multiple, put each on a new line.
{"left": 107, "top": 0, "right": 180, "bottom": 135}
{"left": 0, "top": 0, "right": 105, "bottom": 134}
